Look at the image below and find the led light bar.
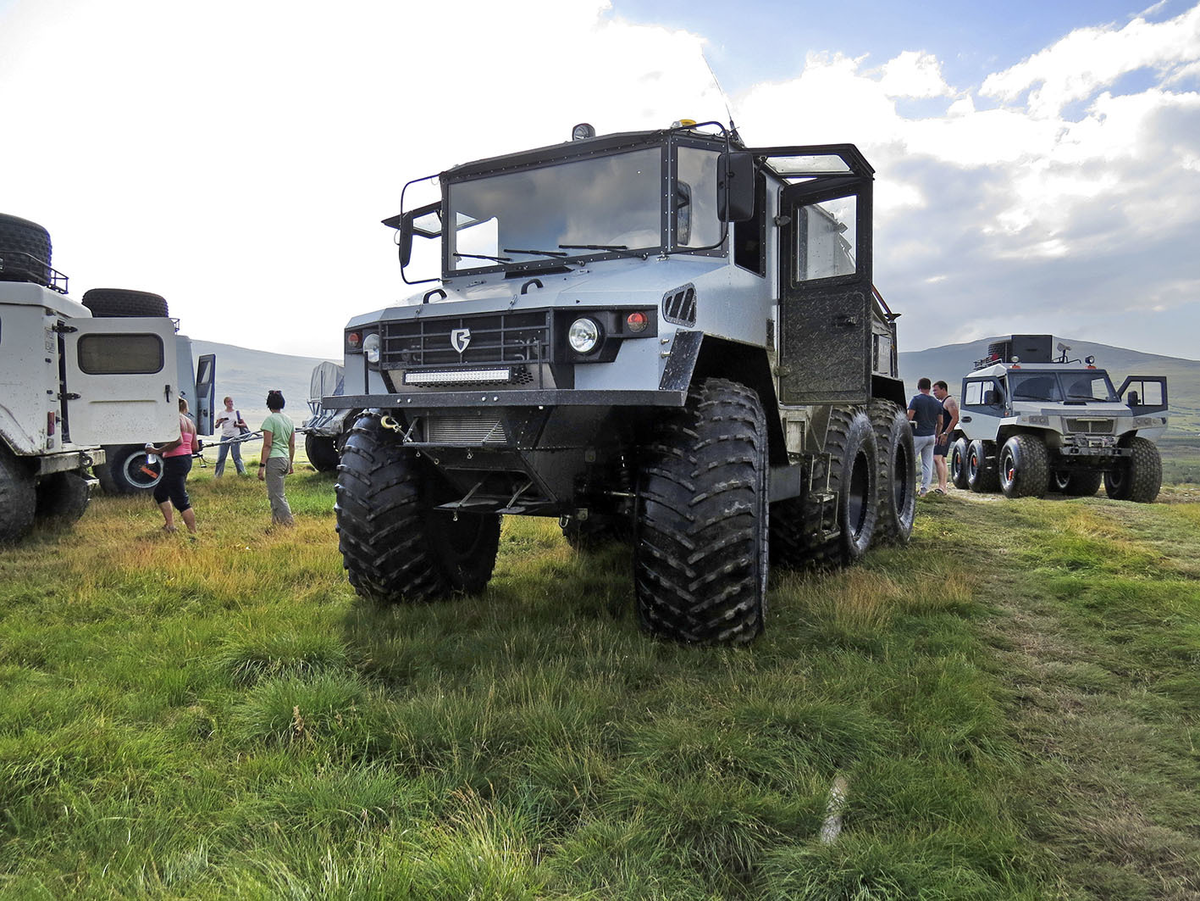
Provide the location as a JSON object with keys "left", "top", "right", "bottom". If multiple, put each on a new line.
{"left": 403, "top": 368, "right": 511, "bottom": 386}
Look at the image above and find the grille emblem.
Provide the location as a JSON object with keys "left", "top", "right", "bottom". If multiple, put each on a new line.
{"left": 450, "top": 328, "right": 471, "bottom": 354}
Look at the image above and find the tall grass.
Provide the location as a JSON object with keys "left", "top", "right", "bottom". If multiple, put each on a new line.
{"left": 1, "top": 464, "right": 1197, "bottom": 898}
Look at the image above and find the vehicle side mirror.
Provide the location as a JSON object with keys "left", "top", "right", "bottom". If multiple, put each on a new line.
{"left": 1128, "top": 390, "right": 1139, "bottom": 407}
{"left": 717, "top": 151, "right": 755, "bottom": 222}
{"left": 383, "top": 201, "right": 442, "bottom": 270}
{"left": 983, "top": 389, "right": 997, "bottom": 406}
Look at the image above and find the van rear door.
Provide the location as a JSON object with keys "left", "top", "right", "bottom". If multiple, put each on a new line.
{"left": 60, "top": 317, "right": 180, "bottom": 445}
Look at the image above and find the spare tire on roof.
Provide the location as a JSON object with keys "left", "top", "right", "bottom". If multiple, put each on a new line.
{"left": 0, "top": 213, "right": 53, "bottom": 287}
{"left": 82, "top": 288, "right": 170, "bottom": 318}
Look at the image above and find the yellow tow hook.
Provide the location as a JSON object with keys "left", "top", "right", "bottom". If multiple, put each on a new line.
{"left": 379, "top": 414, "right": 402, "bottom": 432}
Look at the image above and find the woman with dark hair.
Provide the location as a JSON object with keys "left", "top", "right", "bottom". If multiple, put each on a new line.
{"left": 147, "top": 397, "right": 199, "bottom": 534}
{"left": 258, "top": 389, "right": 295, "bottom": 526}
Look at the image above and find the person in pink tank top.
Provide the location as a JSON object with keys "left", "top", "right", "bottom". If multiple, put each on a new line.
{"left": 147, "top": 397, "right": 199, "bottom": 535}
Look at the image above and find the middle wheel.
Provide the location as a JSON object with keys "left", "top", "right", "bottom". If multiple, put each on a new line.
{"left": 634, "top": 378, "right": 768, "bottom": 645}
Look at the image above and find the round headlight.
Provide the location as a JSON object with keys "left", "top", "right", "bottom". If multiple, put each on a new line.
{"left": 568, "top": 318, "right": 601, "bottom": 354}
{"left": 363, "top": 332, "right": 382, "bottom": 363}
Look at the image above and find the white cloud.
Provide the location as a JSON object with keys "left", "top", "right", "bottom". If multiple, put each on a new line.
{"left": 980, "top": 4, "right": 1200, "bottom": 118}
{"left": 878, "top": 50, "right": 954, "bottom": 99}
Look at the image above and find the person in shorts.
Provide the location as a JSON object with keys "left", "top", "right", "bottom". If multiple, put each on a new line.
{"left": 932, "top": 380, "right": 960, "bottom": 494}
{"left": 148, "top": 397, "right": 198, "bottom": 534}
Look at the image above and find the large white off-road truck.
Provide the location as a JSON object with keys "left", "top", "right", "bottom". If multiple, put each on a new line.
{"left": 948, "top": 335, "right": 1168, "bottom": 502}
{"left": 0, "top": 213, "right": 207, "bottom": 541}
{"left": 325, "top": 121, "right": 916, "bottom": 644}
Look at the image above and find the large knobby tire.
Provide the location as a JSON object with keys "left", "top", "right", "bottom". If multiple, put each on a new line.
{"left": 335, "top": 414, "right": 500, "bottom": 602}
{"left": 81, "top": 288, "right": 170, "bottom": 318}
{"left": 999, "top": 434, "right": 1050, "bottom": 499}
{"left": 634, "top": 379, "right": 768, "bottom": 645}
{"left": 95, "top": 444, "right": 163, "bottom": 494}
{"left": 305, "top": 433, "right": 341, "bottom": 473}
{"left": 1104, "top": 437, "right": 1162, "bottom": 503}
{"left": 771, "top": 406, "right": 878, "bottom": 569}
{"left": 0, "top": 213, "right": 52, "bottom": 286}
{"left": 34, "top": 471, "right": 91, "bottom": 525}
{"left": 949, "top": 438, "right": 970, "bottom": 490}
{"left": 1052, "top": 470, "right": 1103, "bottom": 497}
{"left": 967, "top": 439, "right": 999, "bottom": 493}
{"left": 870, "top": 400, "right": 916, "bottom": 545}
{"left": 0, "top": 445, "right": 37, "bottom": 543}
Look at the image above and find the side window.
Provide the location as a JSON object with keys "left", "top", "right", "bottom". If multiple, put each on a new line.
{"left": 733, "top": 172, "right": 766, "bottom": 276}
{"left": 78, "top": 334, "right": 164, "bottom": 374}
{"left": 794, "top": 195, "right": 856, "bottom": 282}
{"left": 675, "top": 147, "right": 722, "bottom": 249}
{"left": 964, "top": 380, "right": 983, "bottom": 406}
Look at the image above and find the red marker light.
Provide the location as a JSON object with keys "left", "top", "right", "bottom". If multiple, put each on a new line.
{"left": 625, "top": 311, "right": 648, "bottom": 332}
{"left": 347, "top": 331, "right": 362, "bottom": 348}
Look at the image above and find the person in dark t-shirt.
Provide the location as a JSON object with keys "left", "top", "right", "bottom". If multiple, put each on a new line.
{"left": 908, "top": 377, "right": 941, "bottom": 496}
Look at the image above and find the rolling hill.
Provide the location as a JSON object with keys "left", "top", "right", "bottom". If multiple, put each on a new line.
{"left": 190, "top": 340, "right": 337, "bottom": 430}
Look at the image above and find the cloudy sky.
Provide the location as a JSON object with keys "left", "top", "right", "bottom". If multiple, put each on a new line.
{"left": 2, "top": 0, "right": 1198, "bottom": 360}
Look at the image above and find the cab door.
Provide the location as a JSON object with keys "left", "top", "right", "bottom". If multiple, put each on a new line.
{"left": 1116, "top": 375, "right": 1168, "bottom": 416}
{"left": 194, "top": 352, "right": 216, "bottom": 435}
{"left": 60, "top": 317, "right": 180, "bottom": 445}
{"left": 767, "top": 146, "right": 874, "bottom": 405}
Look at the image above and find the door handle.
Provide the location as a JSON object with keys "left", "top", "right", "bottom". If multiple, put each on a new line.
{"left": 960, "top": 415, "right": 972, "bottom": 422}
{"left": 165, "top": 384, "right": 173, "bottom": 401}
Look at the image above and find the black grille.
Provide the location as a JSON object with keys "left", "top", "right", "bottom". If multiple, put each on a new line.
{"left": 381, "top": 311, "right": 551, "bottom": 368}
{"left": 662, "top": 284, "right": 696, "bottom": 326}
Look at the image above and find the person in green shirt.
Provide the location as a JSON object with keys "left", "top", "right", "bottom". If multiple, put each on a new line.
{"left": 257, "top": 390, "right": 295, "bottom": 526}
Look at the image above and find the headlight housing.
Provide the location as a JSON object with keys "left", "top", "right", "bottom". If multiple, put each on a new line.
{"left": 363, "top": 332, "right": 382, "bottom": 363}
{"left": 568, "top": 318, "right": 601, "bottom": 354}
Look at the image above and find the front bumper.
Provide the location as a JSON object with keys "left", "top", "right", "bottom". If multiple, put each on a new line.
{"left": 325, "top": 387, "right": 689, "bottom": 411}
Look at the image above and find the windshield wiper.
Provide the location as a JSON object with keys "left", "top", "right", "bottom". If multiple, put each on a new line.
{"left": 453, "top": 252, "right": 512, "bottom": 263}
{"left": 503, "top": 247, "right": 569, "bottom": 259}
{"left": 558, "top": 243, "right": 651, "bottom": 260}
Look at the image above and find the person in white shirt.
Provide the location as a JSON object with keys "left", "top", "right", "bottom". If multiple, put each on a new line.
{"left": 214, "top": 396, "right": 247, "bottom": 476}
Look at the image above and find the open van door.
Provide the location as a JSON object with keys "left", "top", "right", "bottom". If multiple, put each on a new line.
{"left": 59, "top": 317, "right": 180, "bottom": 445}
{"left": 194, "top": 353, "right": 216, "bottom": 434}
{"left": 1117, "top": 376, "right": 1168, "bottom": 416}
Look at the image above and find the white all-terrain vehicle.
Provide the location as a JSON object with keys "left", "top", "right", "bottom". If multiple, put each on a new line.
{"left": 0, "top": 213, "right": 199, "bottom": 541}
{"left": 948, "top": 335, "right": 1168, "bottom": 502}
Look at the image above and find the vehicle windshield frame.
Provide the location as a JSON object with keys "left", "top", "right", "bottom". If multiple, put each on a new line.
{"left": 1008, "top": 369, "right": 1119, "bottom": 403}
{"left": 438, "top": 131, "right": 728, "bottom": 279}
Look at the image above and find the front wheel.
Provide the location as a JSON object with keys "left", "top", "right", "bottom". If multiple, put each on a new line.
{"left": 999, "top": 434, "right": 1050, "bottom": 499}
{"left": 634, "top": 379, "right": 767, "bottom": 645}
{"left": 1104, "top": 438, "right": 1162, "bottom": 503}
{"left": 0, "top": 446, "right": 36, "bottom": 542}
{"left": 335, "top": 415, "right": 500, "bottom": 602}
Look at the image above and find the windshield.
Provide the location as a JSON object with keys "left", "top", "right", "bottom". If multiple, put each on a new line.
{"left": 1009, "top": 370, "right": 1118, "bottom": 403}
{"left": 446, "top": 146, "right": 663, "bottom": 273}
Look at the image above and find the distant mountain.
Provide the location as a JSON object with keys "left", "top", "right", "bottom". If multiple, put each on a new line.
{"left": 191, "top": 340, "right": 337, "bottom": 429}
{"left": 900, "top": 337, "right": 1200, "bottom": 435}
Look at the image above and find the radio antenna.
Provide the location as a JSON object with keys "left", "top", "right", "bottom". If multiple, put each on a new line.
{"left": 701, "top": 49, "right": 740, "bottom": 143}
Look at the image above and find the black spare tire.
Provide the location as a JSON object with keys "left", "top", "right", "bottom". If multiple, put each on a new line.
{"left": 82, "top": 288, "right": 170, "bottom": 318}
{"left": 0, "top": 213, "right": 52, "bottom": 287}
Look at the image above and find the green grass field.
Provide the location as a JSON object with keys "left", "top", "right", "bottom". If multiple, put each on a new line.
{"left": 2, "top": 459, "right": 1198, "bottom": 899}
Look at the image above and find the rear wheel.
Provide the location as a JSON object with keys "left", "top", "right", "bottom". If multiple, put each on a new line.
{"left": 335, "top": 414, "right": 500, "bottom": 602}
{"left": 34, "top": 471, "right": 90, "bottom": 525}
{"left": 966, "top": 439, "right": 999, "bottom": 493}
{"left": 634, "top": 379, "right": 767, "bottom": 644}
{"left": 949, "top": 438, "right": 970, "bottom": 489}
{"left": 869, "top": 400, "right": 915, "bottom": 545}
{"left": 305, "top": 433, "right": 340, "bottom": 472}
{"left": 999, "top": 434, "right": 1050, "bottom": 499}
{"left": 0, "top": 445, "right": 36, "bottom": 542}
{"left": 1053, "top": 470, "right": 1102, "bottom": 497}
{"left": 1104, "top": 438, "right": 1162, "bottom": 503}
{"left": 95, "top": 444, "right": 163, "bottom": 494}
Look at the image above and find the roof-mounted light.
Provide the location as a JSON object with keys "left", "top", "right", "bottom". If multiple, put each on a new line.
{"left": 571, "top": 123, "right": 595, "bottom": 141}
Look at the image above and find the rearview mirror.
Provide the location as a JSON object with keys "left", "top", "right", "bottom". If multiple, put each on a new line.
{"left": 717, "top": 151, "right": 755, "bottom": 222}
